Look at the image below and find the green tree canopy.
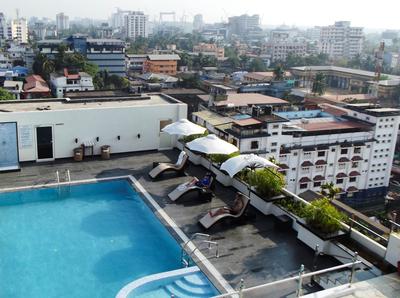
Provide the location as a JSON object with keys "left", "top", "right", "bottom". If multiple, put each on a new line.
{"left": 0, "top": 88, "right": 14, "bottom": 100}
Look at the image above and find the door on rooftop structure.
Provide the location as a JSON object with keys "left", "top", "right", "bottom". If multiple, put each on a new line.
{"left": 36, "top": 126, "right": 54, "bottom": 161}
{"left": 0, "top": 122, "right": 20, "bottom": 172}
{"left": 159, "top": 119, "right": 173, "bottom": 150}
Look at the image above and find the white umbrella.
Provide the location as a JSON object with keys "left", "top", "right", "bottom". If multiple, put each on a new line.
{"left": 162, "top": 119, "right": 206, "bottom": 136}
{"left": 220, "top": 154, "right": 279, "bottom": 178}
{"left": 186, "top": 134, "right": 238, "bottom": 155}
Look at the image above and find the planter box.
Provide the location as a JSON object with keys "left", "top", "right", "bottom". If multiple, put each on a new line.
{"left": 297, "top": 222, "right": 330, "bottom": 252}
{"left": 200, "top": 156, "right": 212, "bottom": 168}
{"left": 232, "top": 178, "right": 249, "bottom": 194}
{"left": 249, "top": 192, "right": 273, "bottom": 215}
{"left": 186, "top": 150, "right": 201, "bottom": 165}
{"left": 214, "top": 169, "right": 233, "bottom": 187}
{"left": 176, "top": 141, "right": 184, "bottom": 151}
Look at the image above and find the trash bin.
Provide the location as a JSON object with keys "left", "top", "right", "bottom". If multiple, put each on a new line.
{"left": 73, "top": 147, "right": 83, "bottom": 161}
{"left": 101, "top": 145, "right": 110, "bottom": 160}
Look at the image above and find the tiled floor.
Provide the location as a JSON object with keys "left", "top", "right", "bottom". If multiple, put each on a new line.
{"left": 0, "top": 149, "right": 344, "bottom": 296}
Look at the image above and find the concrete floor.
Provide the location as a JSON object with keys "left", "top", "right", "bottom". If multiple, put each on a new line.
{"left": 0, "top": 149, "right": 341, "bottom": 296}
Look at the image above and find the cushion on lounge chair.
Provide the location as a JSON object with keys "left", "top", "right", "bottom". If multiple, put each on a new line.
{"left": 199, "top": 194, "right": 250, "bottom": 229}
{"left": 168, "top": 175, "right": 214, "bottom": 201}
{"left": 149, "top": 151, "right": 188, "bottom": 179}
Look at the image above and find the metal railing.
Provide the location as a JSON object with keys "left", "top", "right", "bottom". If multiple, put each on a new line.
{"left": 181, "top": 233, "right": 211, "bottom": 267}
{"left": 349, "top": 218, "right": 389, "bottom": 246}
{"left": 211, "top": 258, "right": 362, "bottom": 298}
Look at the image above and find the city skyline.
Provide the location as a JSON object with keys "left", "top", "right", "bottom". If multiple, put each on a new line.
{"left": 1, "top": 0, "right": 400, "bottom": 30}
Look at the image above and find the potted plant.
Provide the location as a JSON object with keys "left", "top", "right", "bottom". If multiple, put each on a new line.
{"left": 247, "top": 168, "right": 285, "bottom": 199}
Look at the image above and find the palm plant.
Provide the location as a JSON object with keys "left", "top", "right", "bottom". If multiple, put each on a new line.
{"left": 312, "top": 72, "right": 326, "bottom": 95}
{"left": 321, "top": 182, "right": 341, "bottom": 201}
{"left": 273, "top": 64, "right": 285, "bottom": 81}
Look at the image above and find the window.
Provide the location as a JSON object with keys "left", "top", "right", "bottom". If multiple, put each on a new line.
{"left": 302, "top": 167, "right": 310, "bottom": 173}
{"left": 272, "top": 124, "right": 279, "bottom": 129}
{"left": 336, "top": 178, "right": 344, "bottom": 184}
{"left": 271, "top": 142, "right": 277, "bottom": 146}
{"left": 341, "top": 148, "right": 348, "bottom": 154}
{"left": 314, "top": 181, "right": 322, "bottom": 187}
{"left": 338, "top": 163, "right": 346, "bottom": 169}
{"left": 316, "top": 165, "right": 324, "bottom": 172}
{"left": 300, "top": 183, "right": 308, "bottom": 189}
{"left": 317, "top": 151, "right": 325, "bottom": 157}
{"left": 354, "top": 147, "right": 361, "bottom": 154}
{"left": 251, "top": 141, "right": 259, "bottom": 149}
{"left": 304, "top": 152, "right": 312, "bottom": 158}
{"left": 352, "top": 162, "right": 359, "bottom": 168}
{"left": 331, "top": 148, "right": 336, "bottom": 152}
{"left": 159, "top": 119, "right": 172, "bottom": 131}
{"left": 349, "top": 177, "right": 357, "bottom": 182}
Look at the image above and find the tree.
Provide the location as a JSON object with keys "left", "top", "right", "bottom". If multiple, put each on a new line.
{"left": 273, "top": 64, "right": 285, "bottom": 81}
{"left": 239, "top": 55, "right": 250, "bottom": 69}
{"left": 312, "top": 72, "right": 326, "bottom": 95}
{"left": 0, "top": 88, "right": 14, "bottom": 100}
{"left": 321, "top": 182, "right": 341, "bottom": 201}
{"left": 42, "top": 60, "right": 55, "bottom": 80}
{"left": 249, "top": 58, "right": 266, "bottom": 72}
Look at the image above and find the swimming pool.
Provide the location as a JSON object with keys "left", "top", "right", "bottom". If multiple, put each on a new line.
{"left": 0, "top": 179, "right": 184, "bottom": 298}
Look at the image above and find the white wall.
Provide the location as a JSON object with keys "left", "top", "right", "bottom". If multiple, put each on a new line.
{"left": 1, "top": 103, "right": 187, "bottom": 162}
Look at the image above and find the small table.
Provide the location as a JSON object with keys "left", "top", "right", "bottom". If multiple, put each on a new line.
{"left": 82, "top": 141, "right": 95, "bottom": 158}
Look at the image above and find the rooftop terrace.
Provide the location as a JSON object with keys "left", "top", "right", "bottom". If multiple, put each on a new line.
{"left": 0, "top": 94, "right": 181, "bottom": 113}
{"left": 0, "top": 149, "right": 344, "bottom": 296}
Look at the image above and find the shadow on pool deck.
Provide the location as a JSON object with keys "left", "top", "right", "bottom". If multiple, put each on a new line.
{"left": 0, "top": 149, "right": 340, "bottom": 293}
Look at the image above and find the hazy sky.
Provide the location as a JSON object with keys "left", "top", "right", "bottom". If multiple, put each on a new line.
{"left": 3, "top": 0, "right": 400, "bottom": 30}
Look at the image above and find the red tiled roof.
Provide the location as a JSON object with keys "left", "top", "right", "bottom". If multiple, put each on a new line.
{"left": 233, "top": 118, "right": 262, "bottom": 126}
{"left": 336, "top": 173, "right": 347, "bottom": 178}
{"left": 313, "top": 175, "right": 325, "bottom": 181}
{"left": 301, "top": 161, "right": 314, "bottom": 167}
{"left": 299, "top": 177, "right": 312, "bottom": 183}
{"left": 23, "top": 75, "right": 50, "bottom": 93}
{"left": 296, "top": 120, "right": 371, "bottom": 132}
{"left": 351, "top": 156, "right": 363, "bottom": 161}
{"left": 347, "top": 186, "right": 358, "bottom": 192}
{"left": 349, "top": 171, "right": 361, "bottom": 177}
{"left": 204, "top": 93, "right": 288, "bottom": 107}
{"left": 315, "top": 160, "right": 327, "bottom": 165}
{"left": 338, "top": 157, "right": 350, "bottom": 162}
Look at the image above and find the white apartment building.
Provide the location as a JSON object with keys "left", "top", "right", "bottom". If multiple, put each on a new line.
{"left": 262, "top": 41, "right": 307, "bottom": 62}
{"left": 56, "top": 13, "right": 70, "bottom": 32}
{"left": 50, "top": 71, "right": 94, "bottom": 98}
{"left": 124, "top": 11, "right": 148, "bottom": 40}
{"left": 0, "top": 13, "right": 7, "bottom": 39}
{"left": 10, "top": 18, "right": 28, "bottom": 43}
{"left": 193, "top": 103, "right": 400, "bottom": 207}
{"left": 318, "top": 21, "right": 364, "bottom": 59}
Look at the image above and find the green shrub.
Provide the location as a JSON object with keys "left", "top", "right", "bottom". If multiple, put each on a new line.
{"left": 180, "top": 130, "right": 208, "bottom": 143}
{"left": 276, "top": 197, "right": 308, "bottom": 218}
{"left": 304, "top": 198, "right": 346, "bottom": 235}
{"left": 209, "top": 151, "right": 240, "bottom": 164}
{"left": 248, "top": 168, "right": 285, "bottom": 198}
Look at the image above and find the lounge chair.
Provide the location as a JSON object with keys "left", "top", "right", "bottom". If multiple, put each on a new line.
{"left": 168, "top": 174, "right": 215, "bottom": 202}
{"left": 199, "top": 193, "right": 250, "bottom": 229}
{"left": 149, "top": 151, "right": 188, "bottom": 179}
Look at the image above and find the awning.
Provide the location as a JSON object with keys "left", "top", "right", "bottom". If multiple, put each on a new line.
{"left": 279, "top": 163, "right": 289, "bottom": 169}
{"left": 349, "top": 171, "right": 361, "bottom": 177}
{"left": 313, "top": 175, "right": 325, "bottom": 181}
{"left": 351, "top": 156, "right": 363, "bottom": 161}
{"left": 299, "top": 177, "right": 312, "bottom": 183}
{"left": 338, "top": 157, "right": 350, "bottom": 163}
{"left": 315, "top": 160, "right": 327, "bottom": 165}
{"left": 336, "top": 172, "right": 347, "bottom": 178}
{"left": 347, "top": 186, "right": 358, "bottom": 192}
{"left": 301, "top": 161, "right": 314, "bottom": 167}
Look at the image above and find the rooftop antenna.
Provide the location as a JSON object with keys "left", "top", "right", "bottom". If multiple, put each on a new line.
{"left": 16, "top": 8, "right": 20, "bottom": 20}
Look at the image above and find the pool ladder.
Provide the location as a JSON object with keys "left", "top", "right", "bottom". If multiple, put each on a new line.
{"left": 56, "top": 170, "right": 71, "bottom": 184}
{"left": 181, "top": 233, "right": 219, "bottom": 267}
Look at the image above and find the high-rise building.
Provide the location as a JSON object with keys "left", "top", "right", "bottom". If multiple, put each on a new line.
{"left": 56, "top": 13, "right": 70, "bottom": 32}
{"left": 124, "top": 11, "right": 148, "bottom": 40}
{"left": 318, "top": 21, "right": 363, "bottom": 59}
{"left": 228, "top": 14, "right": 260, "bottom": 37}
{"left": 0, "top": 13, "right": 7, "bottom": 39}
{"left": 10, "top": 18, "right": 28, "bottom": 43}
{"left": 193, "top": 14, "right": 203, "bottom": 32}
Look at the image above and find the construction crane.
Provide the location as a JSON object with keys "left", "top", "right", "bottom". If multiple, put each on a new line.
{"left": 371, "top": 41, "right": 385, "bottom": 99}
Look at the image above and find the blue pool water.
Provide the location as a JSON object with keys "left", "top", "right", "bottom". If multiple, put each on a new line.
{"left": 0, "top": 179, "right": 183, "bottom": 298}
